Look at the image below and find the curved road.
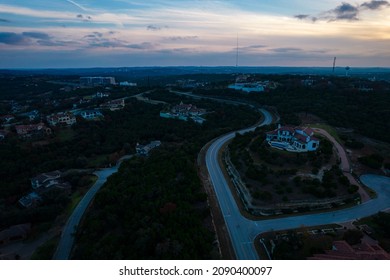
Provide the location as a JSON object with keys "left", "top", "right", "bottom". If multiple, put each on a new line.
{"left": 205, "top": 109, "right": 390, "bottom": 260}
{"left": 53, "top": 156, "right": 132, "bottom": 260}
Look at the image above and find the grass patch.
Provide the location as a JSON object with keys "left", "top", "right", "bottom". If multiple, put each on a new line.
{"left": 56, "top": 128, "right": 76, "bottom": 142}
{"left": 312, "top": 123, "right": 342, "bottom": 143}
{"left": 31, "top": 235, "right": 60, "bottom": 260}
{"left": 65, "top": 175, "right": 98, "bottom": 216}
{"left": 87, "top": 154, "right": 108, "bottom": 168}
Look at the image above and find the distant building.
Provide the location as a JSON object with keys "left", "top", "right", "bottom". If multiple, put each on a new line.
{"left": 228, "top": 82, "right": 265, "bottom": 93}
{"left": 119, "top": 81, "right": 137, "bottom": 87}
{"left": 0, "top": 115, "right": 15, "bottom": 123}
{"left": 80, "top": 77, "right": 116, "bottom": 86}
{"left": 46, "top": 112, "right": 77, "bottom": 127}
{"left": 18, "top": 192, "right": 43, "bottom": 208}
{"left": 266, "top": 125, "right": 320, "bottom": 152}
{"left": 19, "top": 170, "right": 71, "bottom": 208}
{"left": 31, "top": 170, "right": 62, "bottom": 190}
{"left": 309, "top": 240, "right": 390, "bottom": 260}
{"left": 95, "top": 92, "right": 110, "bottom": 98}
{"left": 100, "top": 99, "right": 125, "bottom": 111}
{"left": 15, "top": 123, "right": 52, "bottom": 139}
{"left": 160, "top": 102, "right": 206, "bottom": 124}
{"left": 136, "top": 140, "right": 161, "bottom": 156}
{"left": 77, "top": 110, "right": 104, "bottom": 120}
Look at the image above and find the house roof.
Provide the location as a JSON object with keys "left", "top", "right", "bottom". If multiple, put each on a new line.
{"left": 279, "top": 126, "right": 295, "bottom": 133}
{"left": 31, "top": 170, "right": 62, "bottom": 184}
{"left": 309, "top": 240, "right": 390, "bottom": 260}
{"left": 294, "top": 133, "right": 308, "bottom": 143}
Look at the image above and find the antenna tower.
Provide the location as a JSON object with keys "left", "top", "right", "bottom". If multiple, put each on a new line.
{"left": 236, "top": 34, "right": 239, "bottom": 67}
{"left": 332, "top": 57, "right": 336, "bottom": 73}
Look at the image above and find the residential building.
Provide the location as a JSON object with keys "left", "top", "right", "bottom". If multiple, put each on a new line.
{"left": 136, "top": 140, "right": 161, "bottom": 156}
{"left": 309, "top": 240, "right": 390, "bottom": 260}
{"left": 160, "top": 102, "right": 206, "bottom": 124}
{"left": 100, "top": 99, "right": 125, "bottom": 111}
{"left": 0, "top": 115, "right": 15, "bottom": 123}
{"left": 266, "top": 125, "right": 320, "bottom": 152}
{"left": 15, "top": 123, "right": 52, "bottom": 139}
{"left": 95, "top": 92, "right": 110, "bottom": 98}
{"left": 31, "top": 170, "right": 62, "bottom": 189}
{"left": 80, "top": 76, "right": 116, "bottom": 86}
{"left": 18, "top": 192, "right": 42, "bottom": 208}
{"left": 228, "top": 82, "right": 265, "bottom": 93}
{"left": 77, "top": 110, "right": 104, "bottom": 120}
{"left": 119, "top": 81, "right": 137, "bottom": 87}
{"left": 46, "top": 112, "right": 77, "bottom": 126}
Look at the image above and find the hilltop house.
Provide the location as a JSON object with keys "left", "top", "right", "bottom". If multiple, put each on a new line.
{"left": 15, "top": 123, "right": 52, "bottom": 139}
{"left": 266, "top": 125, "right": 320, "bottom": 152}
{"left": 19, "top": 170, "right": 71, "bottom": 208}
{"left": 136, "top": 140, "right": 161, "bottom": 156}
{"left": 31, "top": 170, "right": 62, "bottom": 190}
{"left": 100, "top": 99, "right": 125, "bottom": 111}
{"left": 160, "top": 102, "right": 206, "bottom": 124}
{"left": 47, "top": 112, "right": 77, "bottom": 126}
{"left": 77, "top": 109, "right": 104, "bottom": 120}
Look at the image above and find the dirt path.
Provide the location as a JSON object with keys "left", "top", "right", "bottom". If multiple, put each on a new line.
{"left": 313, "top": 128, "right": 370, "bottom": 203}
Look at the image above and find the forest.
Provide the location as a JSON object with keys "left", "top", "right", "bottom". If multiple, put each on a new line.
{"left": 194, "top": 75, "right": 390, "bottom": 143}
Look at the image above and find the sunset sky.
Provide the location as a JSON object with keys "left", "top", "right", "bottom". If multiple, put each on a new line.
{"left": 0, "top": 0, "right": 389, "bottom": 68}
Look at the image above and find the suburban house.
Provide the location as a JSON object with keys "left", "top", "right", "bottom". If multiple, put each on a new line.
{"left": 266, "top": 125, "right": 320, "bottom": 152}
{"left": 31, "top": 170, "right": 62, "bottom": 189}
{"left": 100, "top": 99, "right": 125, "bottom": 111}
{"left": 46, "top": 112, "right": 77, "bottom": 126}
{"left": 80, "top": 76, "right": 116, "bottom": 86}
{"left": 309, "top": 240, "right": 390, "bottom": 260}
{"left": 77, "top": 109, "right": 104, "bottom": 120}
{"left": 18, "top": 192, "right": 43, "bottom": 208}
{"left": 0, "top": 114, "right": 15, "bottom": 123}
{"left": 19, "top": 170, "right": 71, "bottom": 208}
{"left": 160, "top": 102, "right": 206, "bottom": 124}
{"left": 228, "top": 82, "right": 265, "bottom": 93}
{"left": 136, "top": 140, "right": 161, "bottom": 156}
{"left": 15, "top": 123, "right": 52, "bottom": 139}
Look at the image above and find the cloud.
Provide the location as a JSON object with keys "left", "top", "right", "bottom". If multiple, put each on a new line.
{"left": 330, "top": 2, "right": 359, "bottom": 21}
{"left": 22, "top": 32, "right": 51, "bottom": 40}
{"left": 66, "top": 0, "right": 88, "bottom": 12}
{"left": 0, "top": 31, "right": 69, "bottom": 47}
{"left": 271, "top": 47, "right": 302, "bottom": 53}
{"left": 76, "top": 14, "right": 92, "bottom": 22}
{"left": 167, "top": 36, "right": 198, "bottom": 41}
{"left": 294, "top": 1, "right": 390, "bottom": 22}
{"left": 0, "top": 32, "right": 30, "bottom": 45}
{"left": 246, "top": 45, "right": 267, "bottom": 49}
{"left": 147, "top": 25, "right": 168, "bottom": 31}
{"left": 294, "top": 14, "right": 317, "bottom": 22}
{"left": 126, "top": 42, "right": 154, "bottom": 49}
{"left": 361, "top": 0, "right": 390, "bottom": 9}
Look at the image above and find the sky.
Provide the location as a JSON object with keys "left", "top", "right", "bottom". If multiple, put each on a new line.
{"left": 0, "top": 0, "right": 389, "bottom": 68}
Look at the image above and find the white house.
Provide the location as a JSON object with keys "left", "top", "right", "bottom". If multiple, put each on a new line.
{"left": 266, "top": 125, "right": 320, "bottom": 152}
{"left": 47, "top": 112, "right": 77, "bottom": 126}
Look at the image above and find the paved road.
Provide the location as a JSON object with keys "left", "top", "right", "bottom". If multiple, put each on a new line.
{"left": 205, "top": 109, "right": 390, "bottom": 260}
{"left": 53, "top": 155, "right": 133, "bottom": 260}
{"left": 206, "top": 109, "right": 273, "bottom": 260}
